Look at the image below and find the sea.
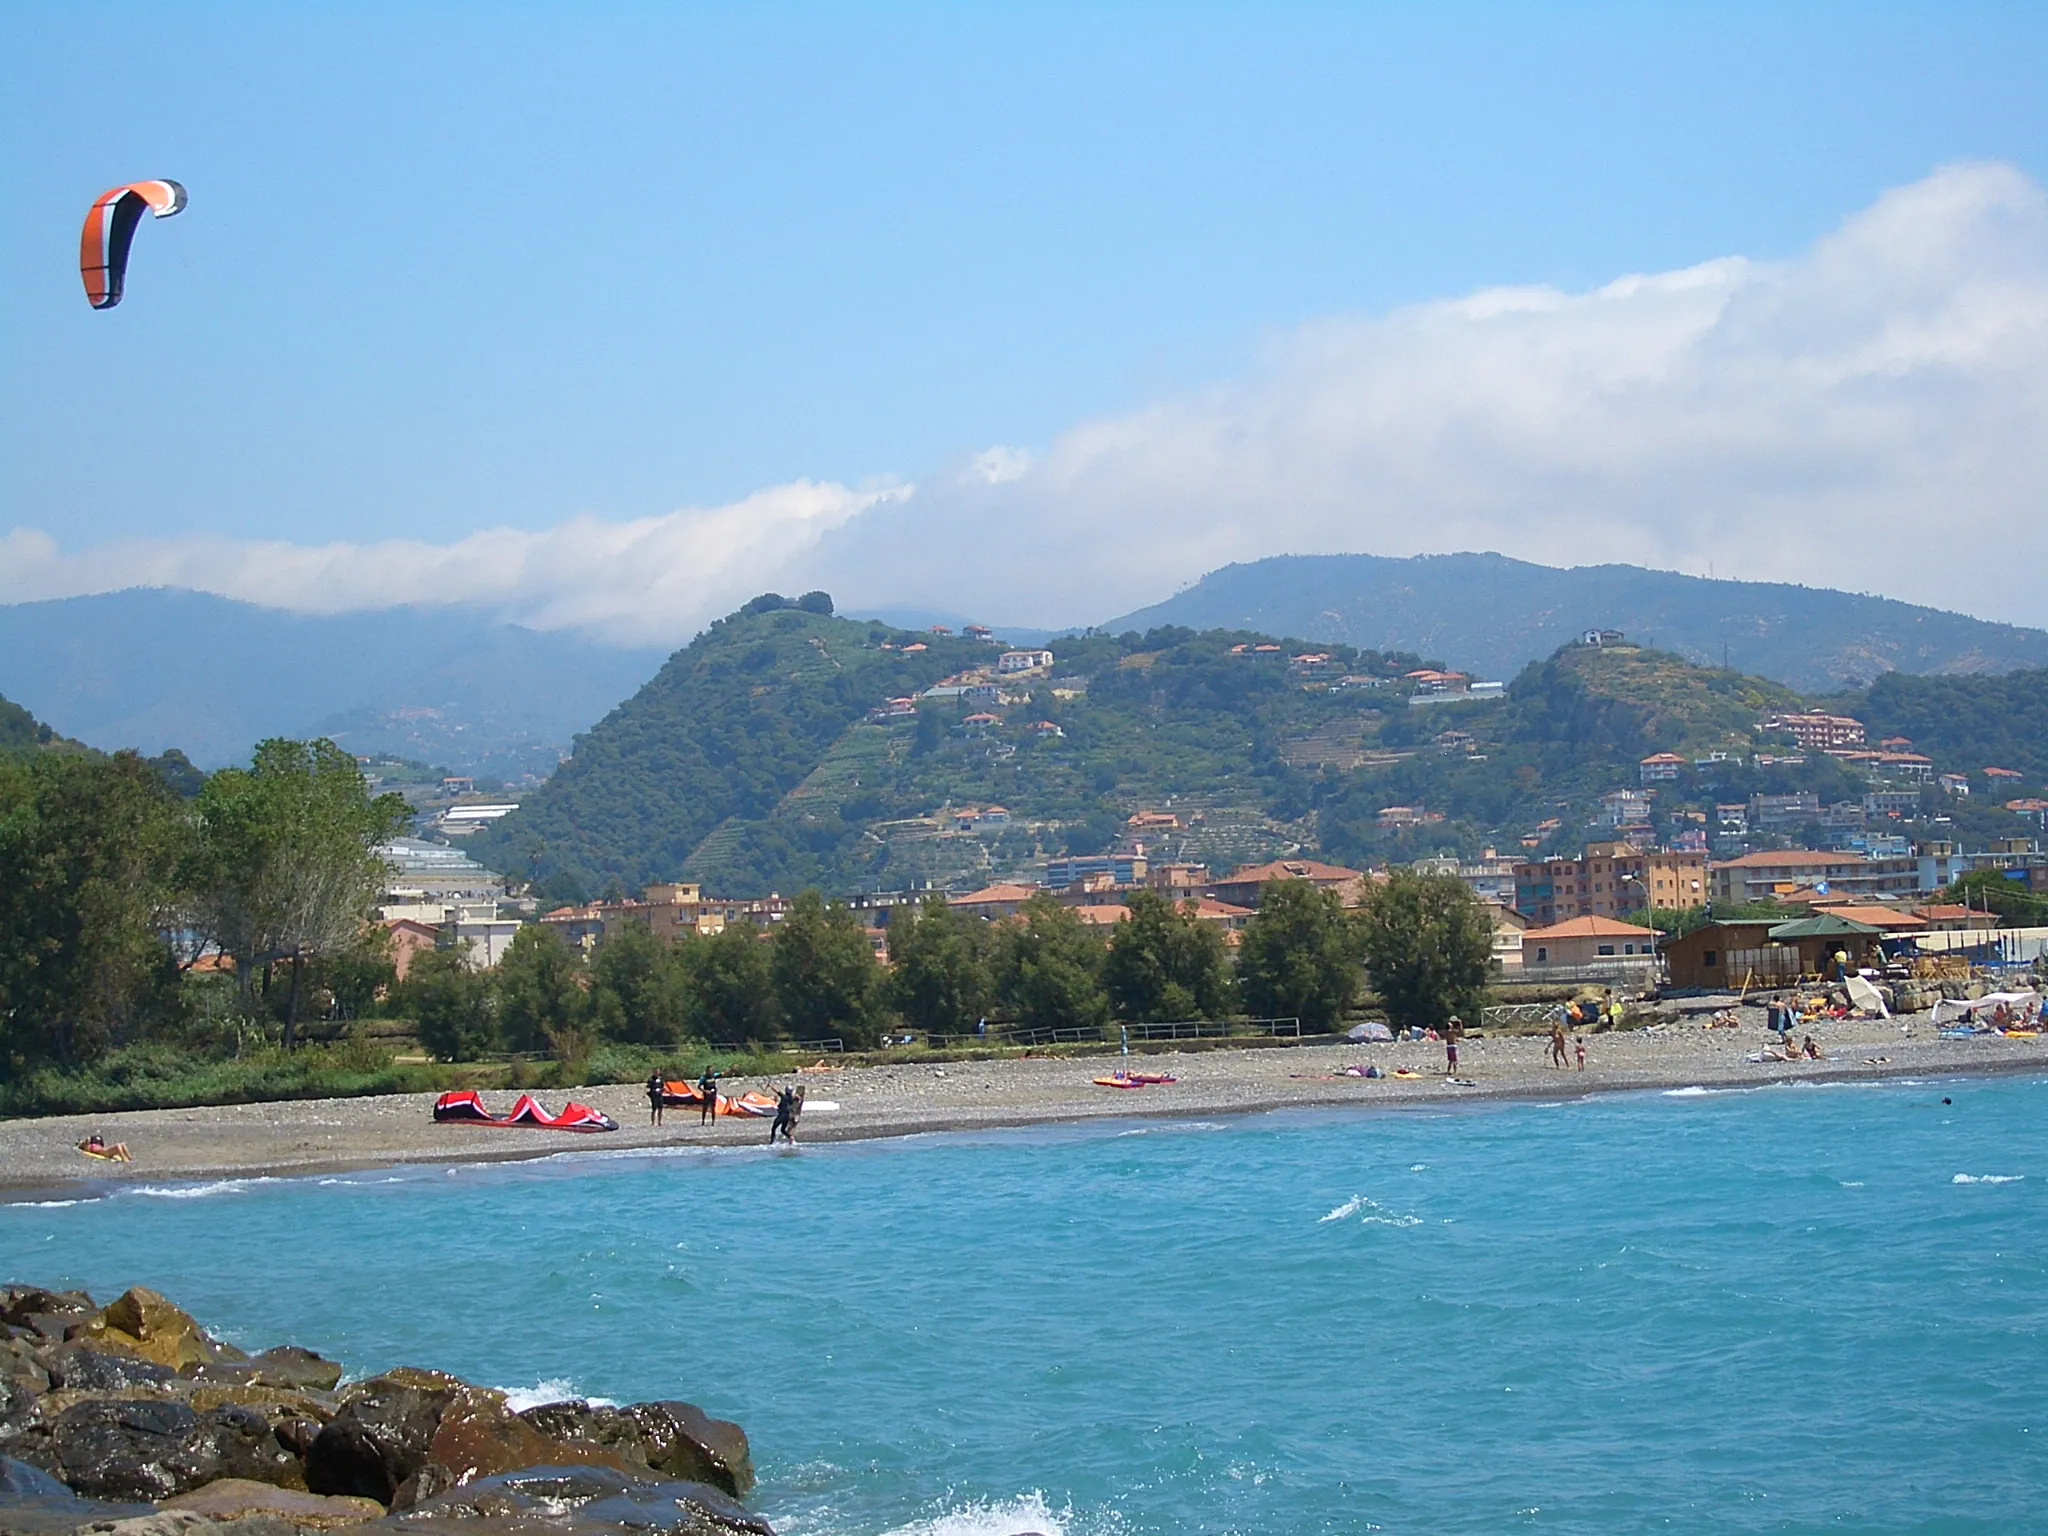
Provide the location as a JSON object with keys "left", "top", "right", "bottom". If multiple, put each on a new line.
{"left": 5, "top": 1075, "right": 2046, "bottom": 1536}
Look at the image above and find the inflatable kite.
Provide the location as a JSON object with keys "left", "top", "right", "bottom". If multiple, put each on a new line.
{"left": 659, "top": 1082, "right": 780, "bottom": 1117}
{"left": 80, "top": 180, "right": 187, "bottom": 309}
{"left": 431, "top": 1091, "right": 618, "bottom": 1132}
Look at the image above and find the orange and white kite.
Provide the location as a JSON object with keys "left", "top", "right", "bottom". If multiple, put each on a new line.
{"left": 80, "top": 180, "right": 186, "bottom": 309}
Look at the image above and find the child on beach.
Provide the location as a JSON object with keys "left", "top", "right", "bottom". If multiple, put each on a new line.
{"left": 1574, "top": 1035, "right": 1586, "bottom": 1071}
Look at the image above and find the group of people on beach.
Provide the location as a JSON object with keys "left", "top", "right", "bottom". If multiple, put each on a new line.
{"left": 644, "top": 1070, "right": 806, "bottom": 1143}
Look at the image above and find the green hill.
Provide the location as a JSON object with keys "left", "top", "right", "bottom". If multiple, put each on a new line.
{"left": 1844, "top": 668, "right": 2048, "bottom": 784}
{"left": 477, "top": 602, "right": 2048, "bottom": 901}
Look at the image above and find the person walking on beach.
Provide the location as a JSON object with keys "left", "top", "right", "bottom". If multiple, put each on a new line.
{"left": 698, "top": 1066, "right": 721, "bottom": 1124}
{"left": 768, "top": 1085, "right": 801, "bottom": 1144}
{"left": 1444, "top": 1016, "right": 1462, "bottom": 1078}
{"left": 646, "top": 1073, "right": 665, "bottom": 1126}
{"left": 1549, "top": 1023, "right": 1569, "bottom": 1069}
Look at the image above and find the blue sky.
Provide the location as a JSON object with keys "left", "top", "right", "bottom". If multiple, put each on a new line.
{"left": 4, "top": 3, "right": 2047, "bottom": 634}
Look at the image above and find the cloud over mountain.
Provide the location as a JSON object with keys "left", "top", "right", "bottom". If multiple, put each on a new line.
{"left": 5, "top": 163, "right": 2044, "bottom": 641}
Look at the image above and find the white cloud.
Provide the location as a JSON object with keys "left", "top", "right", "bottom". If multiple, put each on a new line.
{"left": 813, "top": 161, "right": 2048, "bottom": 629}
{"left": 7, "top": 164, "right": 2045, "bottom": 639}
{"left": 0, "top": 481, "right": 901, "bottom": 646}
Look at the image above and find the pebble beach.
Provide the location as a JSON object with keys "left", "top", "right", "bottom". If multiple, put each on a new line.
{"left": 4, "top": 1009, "right": 2044, "bottom": 1198}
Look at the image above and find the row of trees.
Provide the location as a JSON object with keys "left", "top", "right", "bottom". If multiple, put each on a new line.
{"left": 0, "top": 741, "right": 405, "bottom": 1069}
{"left": 397, "top": 875, "right": 1496, "bottom": 1061}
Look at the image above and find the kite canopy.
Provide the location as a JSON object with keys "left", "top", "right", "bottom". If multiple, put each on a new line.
{"left": 80, "top": 180, "right": 186, "bottom": 309}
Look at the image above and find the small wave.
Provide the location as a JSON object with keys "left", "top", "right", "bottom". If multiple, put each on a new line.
{"left": 1953, "top": 1173, "right": 2025, "bottom": 1185}
{"left": 1320, "top": 1194, "right": 1421, "bottom": 1228}
{"left": 1663, "top": 1086, "right": 1713, "bottom": 1097}
{"left": 880, "top": 1492, "right": 1077, "bottom": 1536}
{"left": 497, "top": 1379, "right": 617, "bottom": 1412}
{"left": 117, "top": 1177, "right": 283, "bottom": 1201}
{"left": 5, "top": 1197, "right": 96, "bottom": 1208}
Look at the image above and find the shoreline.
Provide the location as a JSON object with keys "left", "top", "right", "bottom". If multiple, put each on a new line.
{"left": 5, "top": 1018, "right": 2044, "bottom": 1200}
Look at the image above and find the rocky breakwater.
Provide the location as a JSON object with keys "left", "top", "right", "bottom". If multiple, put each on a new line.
{"left": 0, "top": 1285, "right": 770, "bottom": 1536}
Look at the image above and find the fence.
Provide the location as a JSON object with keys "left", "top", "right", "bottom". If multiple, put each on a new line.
{"left": 900, "top": 1016, "right": 1304, "bottom": 1050}
{"left": 1480, "top": 1002, "right": 1567, "bottom": 1032}
{"left": 1513, "top": 959, "right": 1663, "bottom": 987}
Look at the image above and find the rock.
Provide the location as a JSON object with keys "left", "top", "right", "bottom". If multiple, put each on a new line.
{"left": 423, "top": 1390, "right": 627, "bottom": 1492}
{"left": 390, "top": 1465, "right": 772, "bottom": 1536}
{"left": 250, "top": 1351, "right": 345, "bottom": 1396}
{"left": 45, "top": 1346, "right": 182, "bottom": 1394}
{"left": 0, "top": 1339, "right": 51, "bottom": 1396}
{"left": 304, "top": 1375, "right": 464, "bottom": 1506}
{"left": 67, "top": 1291, "right": 244, "bottom": 1375}
{"left": 46, "top": 1400, "right": 305, "bottom": 1503}
{"left": 163, "top": 1478, "right": 385, "bottom": 1529}
{"left": 514, "top": 1403, "right": 753, "bottom": 1497}
{"left": 0, "top": 1292, "right": 95, "bottom": 1347}
{"left": 0, "top": 1454, "right": 155, "bottom": 1536}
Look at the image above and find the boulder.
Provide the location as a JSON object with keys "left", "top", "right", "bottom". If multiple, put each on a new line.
{"left": 423, "top": 1390, "right": 628, "bottom": 1492}
{"left": 249, "top": 1350, "right": 345, "bottom": 1395}
{"left": 515, "top": 1402, "right": 753, "bottom": 1497}
{"left": 388, "top": 1465, "right": 773, "bottom": 1536}
{"left": 163, "top": 1478, "right": 385, "bottom": 1529}
{"left": 67, "top": 1290, "right": 244, "bottom": 1375}
{"left": 47, "top": 1399, "right": 305, "bottom": 1503}
{"left": 45, "top": 1345, "right": 182, "bottom": 1394}
{"left": 304, "top": 1375, "right": 464, "bottom": 1506}
{"left": 0, "top": 1338, "right": 52, "bottom": 1396}
{"left": 0, "top": 1454, "right": 155, "bottom": 1536}
{"left": 0, "top": 1291, "right": 95, "bottom": 1346}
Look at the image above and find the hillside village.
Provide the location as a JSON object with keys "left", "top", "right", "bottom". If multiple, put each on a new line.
{"left": 394, "top": 606, "right": 2048, "bottom": 995}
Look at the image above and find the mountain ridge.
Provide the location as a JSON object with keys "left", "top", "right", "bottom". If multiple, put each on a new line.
{"left": 1101, "top": 553, "right": 2048, "bottom": 692}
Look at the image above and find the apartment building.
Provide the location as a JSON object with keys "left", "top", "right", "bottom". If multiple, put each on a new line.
{"left": 1513, "top": 842, "right": 1708, "bottom": 925}
{"left": 1707, "top": 850, "right": 1920, "bottom": 906}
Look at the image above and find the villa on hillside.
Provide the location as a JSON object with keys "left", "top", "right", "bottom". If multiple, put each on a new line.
{"left": 1206, "top": 859, "right": 1374, "bottom": 910}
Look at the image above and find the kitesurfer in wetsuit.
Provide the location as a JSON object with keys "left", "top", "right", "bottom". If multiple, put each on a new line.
{"left": 647, "top": 1073, "right": 665, "bottom": 1126}
{"left": 769, "top": 1086, "right": 796, "bottom": 1144}
{"left": 698, "top": 1067, "right": 720, "bottom": 1124}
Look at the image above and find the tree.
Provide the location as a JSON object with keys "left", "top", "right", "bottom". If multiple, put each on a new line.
{"left": 1354, "top": 870, "right": 1494, "bottom": 1030}
{"left": 588, "top": 921, "right": 687, "bottom": 1047}
{"left": 0, "top": 752, "right": 189, "bottom": 1067}
{"left": 501, "top": 924, "right": 592, "bottom": 1056}
{"left": 1236, "top": 880, "right": 1361, "bottom": 1030}
{"left": 322, "top": 925, "right": 398, "bottom": 1021}
{"left": 1942, "top": 870, "right": 2048, "bottom": 926}
{"left": 885, "top": 894, "right": 992, "bottom": 1034}
{"left": 1103, "top": 890, "right": 1234, "bottom": 1021}
{"left": 402, "top": 947, "right": 499, "bottom": 1061}
{"left": 771, "top": 890, "right": 883, "bottom": 1047}
{"left": 992, "top": 894, "right": 1110, "bottom": 1034}
{"left": 190, "top": 739, "right": 409, "bottom": 1047}
{"left": 683, "top": 921, "right": 778, "bottom": 1044}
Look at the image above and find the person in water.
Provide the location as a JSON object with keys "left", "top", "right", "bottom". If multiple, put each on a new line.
{"left": 697, "top": 1066, "right": 721, "bottom": 1124}
{"left": 646, "top": 1073, "right": 665, "bottom": 1126}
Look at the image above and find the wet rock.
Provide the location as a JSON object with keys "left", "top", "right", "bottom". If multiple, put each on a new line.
{"left": 304, "top": 1375, "right": 464, "bottom": 1506}
{"left": 45, "top": 1346, "right": 182, "bottom": 1395}
{"left": 0, "top": 1454, "right": 155, "bottom": 1536}
{"left": 162, "top": 1478, "right": 385, "bottom": 1529}
{"left": 425, "top": 1391, "right": 627, "bottom": 1491}
{"left": 390, "top": 1465, "right": 772, "bottom": 1536}
{"left": 46, "top": 1400, "right": 304, "bottom": 1503}
{"left": 67, "top": 1291, "right": 244, "bottom": 1376}
{"left": 514, "top": 1403, "right": 752, "bottom": 1497}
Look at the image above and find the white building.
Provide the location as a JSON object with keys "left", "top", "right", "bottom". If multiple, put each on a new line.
{"left": 998, "top": 649, "right": 1055, "bottom": 674}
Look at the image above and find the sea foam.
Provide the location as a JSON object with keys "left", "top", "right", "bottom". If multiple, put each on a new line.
{"left": 879, "top": 1492, "right": 1081, "bottom": 1536}
{"left": 1953, "top": 1173, "right": 2025, "bottom": 1184}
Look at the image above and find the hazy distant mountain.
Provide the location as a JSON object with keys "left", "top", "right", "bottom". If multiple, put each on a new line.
{"left": 1102, "top": 554, "right": 2048, "bottom": 692}
{"left": 0, "top": 590, "right": 666, "bottom": 775}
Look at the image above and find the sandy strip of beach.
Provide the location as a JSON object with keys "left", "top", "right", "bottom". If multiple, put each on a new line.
{"left": 4, "top": 1013, "right": 2044, "bottom": 1197}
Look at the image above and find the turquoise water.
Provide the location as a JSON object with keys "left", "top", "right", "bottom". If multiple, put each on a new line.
{"left": 5, "top": 1077, "right": 2047, "bottom": 1535}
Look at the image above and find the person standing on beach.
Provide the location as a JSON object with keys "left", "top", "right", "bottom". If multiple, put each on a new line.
{"left": 698, "top": 1066, "right": 720, "bottom": 1125}
{"left": 1445, "top": 1016, "right": 1462, "bottom": 1077}
{"left": 769, "top": 1086, "right": 797, "bottom": 1144}
{"left": 1574, "top": 1034, "right": 1586, "bottom": 1071}
{"left": 1549, "top": 1023, "right": 1569, "bottom": 1069}
{"left": 647, "top": 1073, "right": 665, "bottom": 1126}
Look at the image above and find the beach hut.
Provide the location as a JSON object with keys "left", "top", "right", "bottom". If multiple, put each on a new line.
{"left": 1765, "top": 913, "right": 1885, "bottom": 978}
{"left": 1662, "top": 920, "right": 1794, "bottom": 991}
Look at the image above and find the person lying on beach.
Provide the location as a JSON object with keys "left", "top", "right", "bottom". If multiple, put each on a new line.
{"left": 78, "top": 1134, "right": 132, "bottom": 1162}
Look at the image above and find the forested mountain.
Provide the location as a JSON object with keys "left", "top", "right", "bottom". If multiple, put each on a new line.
{"left": 1845, "top": 668, "right": 2048, "bottom": 782}
{"left": 477, "top": 597, "right": 2048, "bottom": 901}
{"left": 0, "top": 589, "right": 664, "bottom": 775}
{"left": 0, "top": 692, "right": 66, "bottom": 754}
{"left": 1104, "top": 553, "right": 2048, "bottom": 692}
